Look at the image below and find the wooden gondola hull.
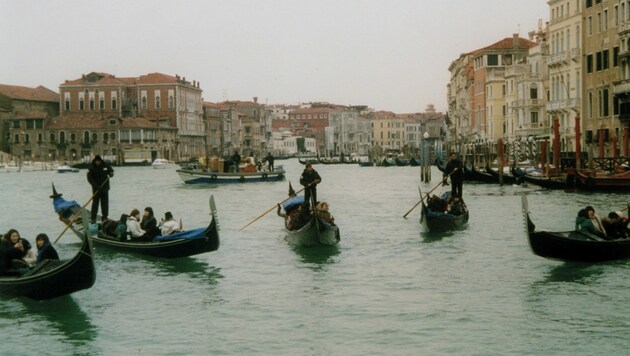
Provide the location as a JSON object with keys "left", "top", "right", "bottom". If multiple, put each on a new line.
{"left": 521, "top": 194, "right": 630, "bottom": 262}
{"left": 52, "top": 188, "right": 220, "bottom": 258}
{"left": 285, "top": 218, "right": 340, "bottom": 247}
{"left": 575, "top": 170, "right": 630, "bottom": 191}
{"left": 420, "top": 204, "right": 469, "bottom": 233}
{"left": 0, "top": 236, "right": 95, "bottom": 300}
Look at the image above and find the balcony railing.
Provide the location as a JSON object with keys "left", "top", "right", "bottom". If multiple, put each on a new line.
{"left": 545, "top": 98, "right": 580, "bottom": 111}
{"left": 613, "top": 80, "right": 630, "bottom": 95}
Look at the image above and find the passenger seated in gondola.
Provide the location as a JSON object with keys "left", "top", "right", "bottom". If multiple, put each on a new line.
{"left": 141, "top": 207, "right": 161, "bottom": 240}
{"left": 601, "top": 212, "right": 628, "bottom": 238}
{"left": 316, "top": 201, "right": 335, "bottom": 225}
{"left": 160, "top": 211, "right": 181, "bottom": 235}
{"left": 447, "top": 197, "right": 465, "bottom": 216}
{"left": 575, "top": 208, "right": 607, "bottom": 238}
{"left": 6, "top": 229, "right": 36, "bottom": 268}
{"left": 116, "top": 214, "right": 129, "bottom": 241}
{"left": 0, "top": 229, "right": 29, "bottom": 276}
{"left": 128, "top": 209, "right": 148, "bottom": 241}
{"left": 35, "top": 233, "right": 59, "bottom": 263}
{"left": 427, "top": 194, "right": 448, "bottom": 213}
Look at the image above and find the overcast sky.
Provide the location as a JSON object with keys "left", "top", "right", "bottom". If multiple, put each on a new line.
{"left": 1, "top": 0, "right": 548, "bottom": 113}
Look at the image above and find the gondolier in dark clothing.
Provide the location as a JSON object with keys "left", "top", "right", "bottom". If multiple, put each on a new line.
{"left": 232, "top": 150, "right": 241, "bottom": 173}
{"left": 265, "top": 152, "right": 275, "bottom": 172}
{"left": 87, "top": 155, "right": 114, "bottom": 224}
{"left": 300, "top": 163, "right": 321, "bottom": 208}
{"left": 443, "top": 151, "right": 463, "bottom": 200}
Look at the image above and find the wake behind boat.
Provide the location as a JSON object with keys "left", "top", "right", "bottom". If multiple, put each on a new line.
{"left": 51, "top": 185, "right": 220, "bottom": 258}
{"left": 0, "top": 211, "right": 96, "bottom": 300}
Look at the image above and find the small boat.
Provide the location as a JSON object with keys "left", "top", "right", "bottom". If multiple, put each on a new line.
{"left": 151, "top": 158, "right": 178, "bottom": 169}
{"left": 298, "top": 158, "right": 319, "bottom": 165}
{"left": 282, "top": 195, "right": 340, "bottom": 247}
{"left": 521, "top": 194, "right": 630, "bottom": 262}
{"left": 51, "top": 185, "right": 220, "bottom": 258}
{"left": 395, "top": 158, "right": 410, "bottom": 166}
{"left": 420, "top": 191, "right": 469, "bottom": 233}
{"left": 485, "top": 165, "right": 522, "bottom": 185}
{"left": 176, "top": 165, "right": 285, "bottom": 184}
{"left": 408, "top": 158, "right": 421, "bottom": 166}
{"left": 512, "top": 167, "right": 568, "bottom": 190}
{"left": 575, "top": 169, "right": 630, "bottom": 191}
{"left": 56, "top": 164, "right": 80, "bottom": 173}
{"left": 358, "top": 160, "right": 374, "bottom": 167}
{"left": 0, "top": 212, "right": 96, "bottom": 300}
{"left": 380, "top": 158, "right": 396, "bottom": 167}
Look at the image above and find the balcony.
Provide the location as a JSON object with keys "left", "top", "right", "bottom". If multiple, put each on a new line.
{"left": 546, "top": 98, "right": 580, "bottom": 112}
{"left": 515, "top": 99, "right": 542, "bottom": 108}
{"left": 548, "top": 52, "right": 569, "bottom": 66}
{"left": 613, "top": 80, "right": 630, "bottom": 95}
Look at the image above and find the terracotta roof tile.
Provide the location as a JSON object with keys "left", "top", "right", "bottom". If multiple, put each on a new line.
{"left": 15, "top": 111, "right": 48, "bottom": 119}
{"left": 0, "top": 84, "right": 58, "bottom": 102}
{"left": 479, "top": 36, "right": 536, "bottom": 51}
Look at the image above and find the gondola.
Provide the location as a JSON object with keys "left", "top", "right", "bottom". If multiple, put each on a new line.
{"left": 50, "top": 185, "right": 220, "bottom": 258}
{"left": 281, "top": 195, "right": 340, "bottom": 247}
{"left": 420, "top": 191, "right": 469, "bottom": 233}
{"left": 512, "top": 167, "right": 568, "bottom": 190}
{"left": 394, "top": 158, "right": 410, "bottom": 166}
{"left": 521, "top": 194, "right": 630, "bottom": 262}
{"left": 463, "top": 165, "right": 495, "bottom": 183}
{"left": 485, "top": 165, "right": 521, "bottom": 185}
{"left": 574, "top": 169, "right": 630, "bottom": 191}
{"left": 0, "top": 211, "right": 96, "bottom": 300}
{"left": 380, "top": 158, "right": 396, "bottom": 167}
{"left": 298, "top": 158, "right": 319, "bottom": 165}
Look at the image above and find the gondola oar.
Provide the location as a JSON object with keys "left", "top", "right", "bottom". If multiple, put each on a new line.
{"left": 53, "top": 177, "right": 109, "bottom": 244}
{"left": 403, "top": 169, "right": 456, "bottom": 219}
{"left": 239, "top": 182, "right": 308, "bottom": 231}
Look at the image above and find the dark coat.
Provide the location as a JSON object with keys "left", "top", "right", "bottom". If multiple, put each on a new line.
{"left": 0, "top": 239, "right": 23, "bottom": 273}
{"left": 141, "top": 216, "right": 160, "bottom": 239}
{"left": 300, "top": 168, "right": 322, "bottom": 187}
{"left": 232, "top": 153, "right": 241, "bottom": 164}
{"left": 266, "top": 154, "right": 274, "bottom": 165}
{"left": 36, "top": 242, "right": 59, "bottom": 263}
{"left": 87, "top": 159, "right": 114, "bottom": 191}
{"left": 444, "top": 158, "right": 463, "bottom": 183}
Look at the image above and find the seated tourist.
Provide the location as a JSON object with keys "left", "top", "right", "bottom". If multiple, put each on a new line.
{"left": 127, "top": 209, "right": 147, "bottom": 241}
{"left": 116, "top": 214, "right": 129, "bottom": 241}
{"left": 35, "top": 233, "right": 59, "bottom": 263}
{"left": 0, "top": 229, "right": 29, "bottom": 275}
{"left": 575, "top": 208, "right": 607, "bottom": 238}
{"left": 316, "top": 201, "right": 335, "bottom": 224}
{"left": 140, "top": 207, "right": 161, "bottom": 240}
{"left": 160, "top": 212, "right": 181, "bottom": 235}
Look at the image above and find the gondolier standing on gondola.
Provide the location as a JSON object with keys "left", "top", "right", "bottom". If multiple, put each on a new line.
{"left": 443, "top": 151, "right": 463, "bottom": 200}
{"left": 87, "top": 155, "right": 114, "bottom": 224}
{"left": 300, "top": 163, "right": 321, "bottom": 208}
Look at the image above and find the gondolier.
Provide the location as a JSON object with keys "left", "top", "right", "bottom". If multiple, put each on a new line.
{"left": 300, "top": 163, "right": 321, "bottom": 208}
{"left": 443, "top": 152, "right": 463, "bottom": 199}
{"left": 87, "top": 155, "right": 114, "bottom": 224}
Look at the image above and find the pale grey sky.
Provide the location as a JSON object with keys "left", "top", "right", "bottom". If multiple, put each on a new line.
{"left": 1, "top": 0, "right": 548, "bottom": 113}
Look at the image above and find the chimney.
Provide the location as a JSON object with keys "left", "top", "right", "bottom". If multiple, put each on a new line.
{"left": 513, "top": 33, "right": 519, "bottom": 48}
{"left": 253, "top": 97, "right": 258, "bottom": 103}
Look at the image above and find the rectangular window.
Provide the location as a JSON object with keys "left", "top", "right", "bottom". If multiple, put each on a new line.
{"left": 141, "top": 90, "right": 148, "bottom": 109}
{"left": 99, "top": 92, "right": 105, "bottom": 110}
{"left": 531, "top": 112, "right": 538, "bottom": 124}
{"left": 64, "top": 92, "right": 71, "bottom": 111}
{"left": 603, "top": 88, "right": 609, "bottom": 117}
{"left": 155, "top": 90, "right": 161, "bottom": 109}
{"left": 588, "top": 16, "right": 593, "bottom": 35}
{"left": 487, "top": 54, "right": 499, "bottom": 66}
{"left": 111, "top": 92, "right": 118, "bottom": 110}
{"left": 604, "top": 9, "right": 608, "bottom": 30}
{"left": 586, "top": 54, "right": 593, "bottom": 73}
{"left": 168, "top": 90, "right": 175, "bottom": 108}
{"left": 586, "top": 0, "right": 592, "bottom": 8}
{"left": 596, "top": 51, "right": 602, "bottom": 71}
{"left": 603, "top": 49, "right": 609, "bottom": 70}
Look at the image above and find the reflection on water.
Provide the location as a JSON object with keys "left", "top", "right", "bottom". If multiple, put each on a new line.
{"left": 421, "top": 230, "right": 456, "bottom": 243}
{"left": 153, "top": 257, "right": 224, "bottom": 284}
{"left": 21, "top": 296, "right": 97, "bottom": 348}
{"left": 541, "top": 262, "right": 605, "bottom": 284}
{"left": 291, "top": 244, "right": 340, "bottom": 267}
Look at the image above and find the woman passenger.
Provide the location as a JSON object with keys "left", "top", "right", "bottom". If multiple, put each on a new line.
{"left": 140, "top": 207, "right": 160, "bottom": 240}
{"left": 35, "top": 233, "right": 59, "bottom": 263}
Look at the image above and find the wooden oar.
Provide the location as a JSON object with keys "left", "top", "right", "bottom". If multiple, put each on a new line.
{"left": 54, "top": 177, "right": 109, "bottom": 244}
{"left": 239, "top": 185, "right": 309, "bottom": 231}
{"left": 403, "top": 169, "right": 456, "bottom": 219}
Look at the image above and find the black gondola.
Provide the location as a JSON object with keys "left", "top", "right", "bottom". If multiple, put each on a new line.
{"left": 521, "top": 194, "right": 630, "bottom": 262}
{"left": 512, "top": 167, "right": 567, "bottom": 190}
{"left": 51, "top": 185, "right": 220, "bottom": 259}
{"left": 0, "top": 212, "right": 96, "bottom": 300}
{"left": 420, "top": 192, "right": 469, "bottom": 233}
{"left": 485, "top": 166, "right": 521, "bottom": 185}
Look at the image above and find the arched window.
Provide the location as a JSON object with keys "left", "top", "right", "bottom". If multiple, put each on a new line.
{"left": 141, "top": 96, "right": 147, "bottom": 109}
{"left": 60, "top": 131, "right": 66, "bottom": 143}
{"left": 70, "top": 133, "right": 76, "bottom": 143}
{"left": 89, "top": 98, "right": 95, "bottom": 110}
{"left": 83, "top": 131, "right": 90, "bottom": 143}
{"left": 530, "top": 83, "right": 538, "bottom": 99}
{"left": 110, "top": 132, "right": 116, "bottom": 141}
{"left": 79, "top": 97, "right": 85, "bottom": 111}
